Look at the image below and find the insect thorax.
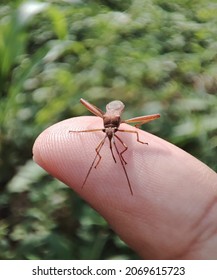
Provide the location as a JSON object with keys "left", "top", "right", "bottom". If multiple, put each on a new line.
{"left": 103, "top": 115, "right": 121, "bottom": 129}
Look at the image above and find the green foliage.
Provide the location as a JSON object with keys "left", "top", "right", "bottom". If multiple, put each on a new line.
{"left": 0, "top": 0, "right": 216, "bottom": 259}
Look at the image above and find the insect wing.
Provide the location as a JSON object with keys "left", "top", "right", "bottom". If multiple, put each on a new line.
{"left": 80, "top": 98, "right": 105, "bottom": 118}
{"left": 124, "top": 114, "right": 160, "bottom": 127}
{"left": 105, "top": 100, "right": 125, "bottom": 117}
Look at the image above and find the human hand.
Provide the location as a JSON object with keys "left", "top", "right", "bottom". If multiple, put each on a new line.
{"left": 33, "top": 116, "right": 217, "bottom": 259}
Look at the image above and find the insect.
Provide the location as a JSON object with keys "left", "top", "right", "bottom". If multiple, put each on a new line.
{"left": 69, "top": 98, "right": 160, "bottom": 195}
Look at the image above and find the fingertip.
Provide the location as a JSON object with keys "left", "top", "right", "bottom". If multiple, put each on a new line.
{"left": 32, "top": 117, "right": 100, "bottom": 191}
{"left": 32, "top": 115, "right": 217, "bottom": 259}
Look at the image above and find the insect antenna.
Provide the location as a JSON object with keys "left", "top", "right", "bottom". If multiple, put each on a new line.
{"left": 108, "top": 137, "right": 117, "bottom": 163}
{"left": 113, "top": 136, "right": 133, "bottom": 195}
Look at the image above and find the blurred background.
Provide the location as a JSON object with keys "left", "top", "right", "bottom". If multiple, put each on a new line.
{"left": 0, "top": 0, "right": 216, "bottom": 259}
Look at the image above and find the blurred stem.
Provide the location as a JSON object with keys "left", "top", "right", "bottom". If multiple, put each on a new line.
{"left": 87, "top": 231, "right": 109, "bottom": 260}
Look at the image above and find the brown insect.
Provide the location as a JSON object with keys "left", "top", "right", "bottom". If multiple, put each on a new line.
{"left": 69, "top": 98, "right": 160, "bottom": 195}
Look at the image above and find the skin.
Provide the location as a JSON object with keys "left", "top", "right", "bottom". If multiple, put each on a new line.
{"left": 33, "top": 116, "right": 217, "bottom": 259}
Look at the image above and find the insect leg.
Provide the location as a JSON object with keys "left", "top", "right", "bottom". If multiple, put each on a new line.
{"left": 81, "top": 136, "right": 106, "bottom": 188}
{"left": 114, "top": 134, "right": 127, "bottom": 164}
{"left": 117, "top": 129, "right": 148, "bottom": 145}
{"left": 94, "top": 136, "right": 107, "bottom": 168}
{"left": 69, "top": 128, "right": 103, "bottom": 133}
